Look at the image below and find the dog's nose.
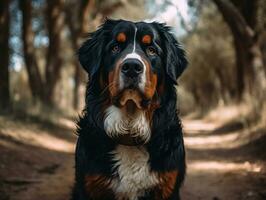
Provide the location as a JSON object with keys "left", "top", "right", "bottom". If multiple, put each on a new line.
{"left": 121, "top": 59, "right": 143, "bottom": 78}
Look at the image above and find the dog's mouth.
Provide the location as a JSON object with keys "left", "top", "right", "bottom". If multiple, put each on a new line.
{"left": 114, "top": 89, "right": 152, "bottom": 111}
{"left": 120, "top": 89, "right": 142, "bottom": 115}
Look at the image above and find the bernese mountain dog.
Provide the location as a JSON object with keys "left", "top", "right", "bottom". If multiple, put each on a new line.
{"left": 72, "top": 19, "right": 188, "bottom": 200}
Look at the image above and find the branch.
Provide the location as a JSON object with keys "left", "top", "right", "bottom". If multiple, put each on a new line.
{"left": 212, "top": 0, "right": 254, "bottom": 45}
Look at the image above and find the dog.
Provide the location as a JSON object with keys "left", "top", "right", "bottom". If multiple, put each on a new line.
{"left": 72, "top": 19, "right": 187, "bottom": 200}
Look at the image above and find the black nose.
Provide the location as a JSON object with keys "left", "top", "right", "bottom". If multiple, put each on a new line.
{"left": 121, "top": 59, "right": 144, "bottom": 78}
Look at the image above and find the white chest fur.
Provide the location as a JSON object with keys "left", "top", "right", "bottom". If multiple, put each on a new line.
{"left": 110, "top": 145, "right": 159, "bottom": 200}
{"left": 104, "top": 105, "right": 151, "bottom": 143}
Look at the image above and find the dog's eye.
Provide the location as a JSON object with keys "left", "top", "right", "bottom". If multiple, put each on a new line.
{"left": 146, "top": 46, "right": 156, "bottom": 56}
{"left": 112, "top": 45, "right": 120, "bottom": 53}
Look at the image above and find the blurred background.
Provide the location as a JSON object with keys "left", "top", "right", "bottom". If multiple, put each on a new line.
{"left": 0, "top": 0, "right": 266, "bottom": 200}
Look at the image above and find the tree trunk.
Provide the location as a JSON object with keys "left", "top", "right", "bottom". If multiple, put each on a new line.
{"left": 45, "top": 0, "right": 64, "bottom": 105}
{"left": 213, "top": 0, "right": 266, "bottom": 103}
{"left": 0, "top": 0, "right": 10, "bottom": 111}
{"left": 65, "top": 0, "right": 92, "bottom": 109}
{"left": 232, "top": 30, "right": 246, "bottom": 99}
{"left": 20, "top": 0, "right": 45, "bottom": 101}
{"left": 73, "top": 60, "right": 83, "bottom": 109}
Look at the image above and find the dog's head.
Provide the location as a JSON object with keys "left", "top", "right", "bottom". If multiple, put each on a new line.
{"left": 79, "top": 19, "right": 187, "bottom": 145}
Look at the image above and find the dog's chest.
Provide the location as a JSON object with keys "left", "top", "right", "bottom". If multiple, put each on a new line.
{"left": 111, "top": 145, "right": 159, "bottom": 200}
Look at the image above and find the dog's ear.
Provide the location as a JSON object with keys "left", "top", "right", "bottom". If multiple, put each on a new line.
{"left": 79, "top": 19, "right": 122, "bottom": 78}
{"left": 152, "top": 22, "right": 188, "bottom": 84}
{"left": 78, "top": 25, "right": 105, "bottom": 78}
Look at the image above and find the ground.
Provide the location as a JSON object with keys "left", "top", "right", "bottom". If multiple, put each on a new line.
{"left": 0, "top": 108, "right": 265, "bottom": 200}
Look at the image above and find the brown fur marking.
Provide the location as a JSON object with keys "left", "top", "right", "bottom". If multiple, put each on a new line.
{"left": 142, "top": 34, "right": 152, "bottom": 44}
{"left": 117, "top": 32, "right": 126, "bottom": 43}
{"left": 155, "top": 170, "right": 178, "bottom": 199}
{"left": 84, "top": 175, "right": 115, "bottom": 199}
{"left": 143, "top": 57, "right": 158, "bottom": 99}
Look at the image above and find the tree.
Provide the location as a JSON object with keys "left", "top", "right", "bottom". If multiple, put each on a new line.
{"left": 45, "top": 0, "right": 64, "bottom": 105}
{"left": 20, "top": 0, "right": 45, "bottom": 100}
{"left": 213, "top": 0, "right": 266, "bottom": 102}
{"left": 20, "top": 0, "right": 64, "bottom": 106}
{"left": 0, "top": 0, "right": 11, "bottom": 111}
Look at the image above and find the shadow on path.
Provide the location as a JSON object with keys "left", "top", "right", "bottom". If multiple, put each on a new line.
{"left": 181, "top": 119, "right": 266, "bottom": 200}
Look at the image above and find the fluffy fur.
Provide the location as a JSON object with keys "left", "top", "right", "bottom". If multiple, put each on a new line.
{"left": 104, "top": 105, "right": 151, "bottom": 142}
{"left": 72, "top": 19, "right": 187, "bottom": 200}
{"left": 110, "top": 145, "right": 159, "bottom": 200}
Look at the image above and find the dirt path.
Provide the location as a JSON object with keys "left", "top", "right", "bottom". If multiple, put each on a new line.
{"left": 0, "top": 114, "right": 265, "bottom": 200}
{"left": 0, "top": 115, "right": 76, "bottom": 200}
{"left": 181, "top": 119, "right": 266, "bottom": 200}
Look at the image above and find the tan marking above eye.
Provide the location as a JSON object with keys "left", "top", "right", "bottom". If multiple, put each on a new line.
{"left": 116, "top": 32, "right": 126, "bottom": 42}
{"left": 142, "top": 34, "right": 152, "bottom": 44}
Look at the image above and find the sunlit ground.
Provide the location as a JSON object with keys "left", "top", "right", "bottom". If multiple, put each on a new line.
{"left": 184, "top": 121, "right": 264, "bottom": 149}
{"left": 183, "top": 104, "right": 264, "bottom": 149}
{"left": 189, "top": 160, "right": 262, "bottom": 173}
{"left": 0, "top": 116, "right": 75, "bottom": 153}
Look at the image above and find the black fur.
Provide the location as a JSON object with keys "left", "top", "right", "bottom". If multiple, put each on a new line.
{"left": 152, "top": 23, "right": 188, "bottom": 84}
{"left": 72, "top": 19, "right": 187, "bottom": 200}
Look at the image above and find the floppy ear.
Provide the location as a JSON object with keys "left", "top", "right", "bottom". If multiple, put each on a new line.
{"left": 153, "top": 22, "right": 188, "bottom": 84}
{"left": 78, "top": 26, "right": 105, "bottom": 78}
